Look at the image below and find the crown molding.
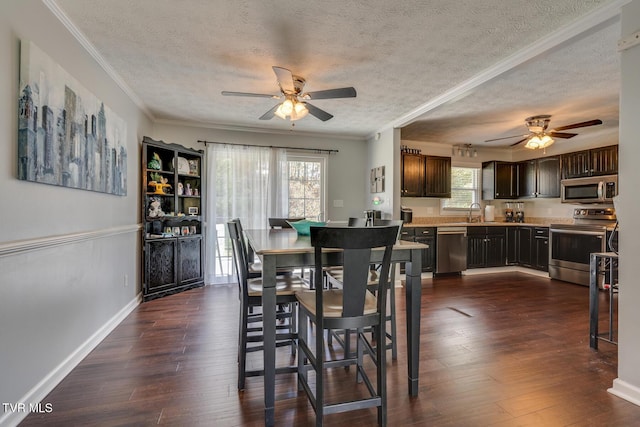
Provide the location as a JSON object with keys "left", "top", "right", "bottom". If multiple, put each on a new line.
{"left": 383, "top": 0, "right": 629, "bottom": 133}
{"left": 43, "top": 0, "right": 155, "bottom": 122}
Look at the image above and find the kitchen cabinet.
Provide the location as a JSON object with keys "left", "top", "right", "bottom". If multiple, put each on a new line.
{"left": 533, "top": 227, "right": 549, "bottom": 271}
{"left": 401, "top": 151, "right": 451, "bottom": 198}
{"left": 516, "top": 227, "right": 533, "bottom": 267}
{"left": 400, "top": 226, "right": 435, "bottom": 272}
{"left": 425, "top": 155, "right": 451, "bottom": 198}
{"left": 467, "top": 226, "right": 506, "bottom": 268}
{"left": 518, "top": 156, "right": 560, "bottom": 198}
{"left": 482, "top": 161, "right": 518, "bottom": 200}
{"left": 142, "top": 136, "right": 205, "bottom": 301}
{"left": 561, "top": 145, "right": 618, "bottom": 179}
{"left": 506, "top": 227, "right": 518, "bottom": 265}
{"left": 401, "top": 152, "right": 424, "bottom": 197}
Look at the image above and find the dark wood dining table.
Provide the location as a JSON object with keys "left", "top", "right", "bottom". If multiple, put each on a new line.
{"left": 244, "top": 227, "right": 428, "bottom": 426}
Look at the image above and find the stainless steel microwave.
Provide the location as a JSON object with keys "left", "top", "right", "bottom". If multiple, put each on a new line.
{"left": 560, "top": 174, "right": 617, "bottom": 204}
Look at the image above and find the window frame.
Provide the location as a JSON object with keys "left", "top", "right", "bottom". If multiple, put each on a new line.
{"left": 440, "top": 165, "right": 481, "bottom": 214}
{"left": 285, "top": 153, "right": 328, "bottom": 221}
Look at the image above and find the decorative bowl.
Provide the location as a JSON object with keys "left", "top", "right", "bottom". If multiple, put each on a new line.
{"left": 286, "top": 220, "right": 326, "bottom": 236}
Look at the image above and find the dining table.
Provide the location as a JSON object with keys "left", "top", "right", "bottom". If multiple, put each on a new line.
{"left": 244, "top": 227, "right": 428, "bottom": 426}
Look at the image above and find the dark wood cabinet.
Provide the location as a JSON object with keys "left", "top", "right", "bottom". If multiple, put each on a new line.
{"left": 401, "top": 153, "right": 424, "bottom": 197}
{"left": 400, "top": 226, "right": 435, "bottom": 272}
{"left": 518, "top": 156, "right": 560, "bottom": 198}
{"left": 506, "top": 227, "right": 518, "bottom": 265}
{"left": 516, "top": 227, "right": 533, "bottom": 267}
{"left": 467, "top": 226, "right": 506, "bottom": 268}
{"left": 425, "top": 155, "right": 451, "bottom": 198}
{"left": 142, "top": 136, "right": 205, "bottom": 301}
{"left": 561, "top": 145, "right": 618, "bottom": 179}
{"left": 401, "top": 152, "right": 451, "bottom": 198}
{"left": 482, "top": 161, "right": 518, "bottom": 200}
{"left": 533, "top": 227, "right": 549, "bottom": 271}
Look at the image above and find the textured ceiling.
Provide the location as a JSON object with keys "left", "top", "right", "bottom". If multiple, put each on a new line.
{"left": 52, "top": 0, "right": 622, "bottom": 147}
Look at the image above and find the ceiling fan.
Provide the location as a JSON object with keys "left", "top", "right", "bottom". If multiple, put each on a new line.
{"left": 221, "top": 66, "right": 356, "bottom": 122}
{"left": 485, "top": 115, "right": 603, "bottom": 149}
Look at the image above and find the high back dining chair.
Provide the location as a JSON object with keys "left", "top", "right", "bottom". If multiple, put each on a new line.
{"left": 227, "top": 220, "right": 306, "bottom": 390}
{"left": 268, "top": 217, "right": 305, "bottom": 229}
{"left": 296, "top": 224, "right": 399, "bottom": 426}
{"left": 326, "top": 219, "right": 403, "bottom": 360}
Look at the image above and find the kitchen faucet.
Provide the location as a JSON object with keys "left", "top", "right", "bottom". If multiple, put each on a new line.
{"left": 468, "top": 202, "right": 482, "bottom": 223}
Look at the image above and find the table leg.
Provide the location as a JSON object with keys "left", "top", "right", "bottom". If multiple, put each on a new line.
{"left": 589, "top": 253, "right": 599, "bottom": 349}
{"left": 405, "top": 248, "right": 422, "bottom": 396}
{"left": 261, "top": 255, "right": 277, "bottom": 426}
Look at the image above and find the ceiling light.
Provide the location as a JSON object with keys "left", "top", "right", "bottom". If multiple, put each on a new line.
{"left": 524, "top": 134, "right": 554, "bottom": 150}
{"left": 274, "top": 96, "right": 308, "bottom": 121}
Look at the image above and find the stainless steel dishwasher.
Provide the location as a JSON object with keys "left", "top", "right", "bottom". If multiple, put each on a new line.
{"left": 436, "top": 227, "right": 468, "bottom": 274}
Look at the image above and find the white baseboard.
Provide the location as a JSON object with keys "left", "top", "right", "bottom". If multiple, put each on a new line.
{"left": 609, "top": 378, "right": 640, "bottom": 407}
{"left": 0, "top": 293, "right": 141, "bottom": 427}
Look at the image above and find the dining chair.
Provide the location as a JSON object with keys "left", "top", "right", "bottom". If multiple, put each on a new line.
{"left": 268, "top": 217, "right": 305, "bottom": 229}
{"left": 325, "top": 219, "right": 402, "bottom": 360}
{"left": 227, "top": 220, "right": 306, "bottom": 390}
{"left": 296, "top": 224, "right": 399, "bottom": 426}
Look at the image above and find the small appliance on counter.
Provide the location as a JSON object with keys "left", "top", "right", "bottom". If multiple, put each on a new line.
{"left": 505, "top": 203, "right": 514, "bottom": 222}
{"left": 515, "top": 202, "right": 525, "bottom": 223}
{"left": 401, "top": 207, "right": 413, "bottom": 223}
{"left": 364, "top": 209, "right": 381, "bottom": 226}
{"left": 484, "top": 205, "right": 495, "bottom": 222}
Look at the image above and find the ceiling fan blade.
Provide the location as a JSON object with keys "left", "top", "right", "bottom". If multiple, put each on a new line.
{"left": 272, "top": 66, "right": 295, "bottom": 93}
{"left": 485, "top": 134, "right": 529, "bottom": 143}
{"left": 551, "top": 119, "right": 602, "bottom": 132}
{"left": 548, "top": 131, "right": 577, "bottom": 139}
{"left": 221, "top": 91, "right": 280, "bottom": 99}
{"left": 259, "top": 104, "right": 280, "bottom": 120}
{"left": 304, "top": 87, "right": 357, "bottom": 100}
{"left": 305, "top": 103, "right": 333, "bottom": 121}
{"left": 510, "top": 137, "right": 529, "bottom": 147}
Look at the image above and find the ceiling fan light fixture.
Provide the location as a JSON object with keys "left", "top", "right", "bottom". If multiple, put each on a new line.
{"left": 524, "top": 134, "right": 554, "bottom": 150}
{"left": 274, "top": 96, "right": 309, "bottom": 121}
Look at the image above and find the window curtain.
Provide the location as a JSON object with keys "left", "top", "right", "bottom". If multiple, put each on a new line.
{"left": 205, "top": 144, "right": 288, "bottom": 284}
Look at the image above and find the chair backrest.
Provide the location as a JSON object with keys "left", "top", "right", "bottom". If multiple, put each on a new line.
{"left": 310, "top": 225, "right": 399, "bottom": 319}
{"left": 227, "top": 220, "right": 249, "bottom": 299}
{"left": 269, "top": 217, "right": 305, "bottom": 229}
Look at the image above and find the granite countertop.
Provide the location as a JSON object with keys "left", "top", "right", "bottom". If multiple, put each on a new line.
{"left": 402, "top": 216, "right": 573, "bottom": 228}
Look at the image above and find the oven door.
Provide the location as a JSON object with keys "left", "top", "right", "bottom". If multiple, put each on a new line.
{"left": 549, "top": 226, "right": 606, "bottom": 285}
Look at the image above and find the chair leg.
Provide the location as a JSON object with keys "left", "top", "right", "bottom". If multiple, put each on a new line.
{"left": 389, "top": 264, "right": 398, "bottom": 361}
{"left": 297, "top": 306, "right": 308, "bottom": 391}
{"left": 238, "top": 304, "right": 249, "bottom": 390}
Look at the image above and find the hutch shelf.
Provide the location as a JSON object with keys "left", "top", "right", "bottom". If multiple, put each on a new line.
{"left": 142, "top": 136, "right": 205, "bottom": 301}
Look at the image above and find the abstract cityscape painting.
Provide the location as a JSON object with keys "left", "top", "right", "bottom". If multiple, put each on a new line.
{"left": 18, "top": 40, "right": 127, "bottom": 196}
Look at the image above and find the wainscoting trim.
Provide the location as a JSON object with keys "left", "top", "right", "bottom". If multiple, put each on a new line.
{"left": 0, "top": 224, "right": 141, "bottom": 258}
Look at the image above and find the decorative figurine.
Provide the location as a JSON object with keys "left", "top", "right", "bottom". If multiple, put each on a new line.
{"left": 177, "top": 182, "right": 184, "bottom": 195}
{"left": 147, "top": 152, "right": 162, "bottom": 170}
{"left": 185, "top": 183, "right": 192, "bottom": 196}
{"left": 148, "top": 198, "right": 164, "bottom": 218}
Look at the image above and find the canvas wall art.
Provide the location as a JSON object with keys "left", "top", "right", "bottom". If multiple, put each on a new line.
{"left": 18, "top": 40, "right": 127, "bottom": 196}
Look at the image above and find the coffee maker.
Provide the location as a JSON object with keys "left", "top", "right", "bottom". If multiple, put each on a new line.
{"left": 505, "top": 203, "right": 514, "bottom": 222}
{"left": 515, "top": 202, "right": 525, "bottom": 223}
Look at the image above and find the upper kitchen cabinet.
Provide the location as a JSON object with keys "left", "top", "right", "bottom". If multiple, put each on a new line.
{"left": 401, "top": 152, "right": 425, "bottom": 197}
{"left": 401, "top": 151, "right": 451, "bottom": 198}
{"left": 561, "top": 145, "right": 618, "bottom": 179}
{"left": 425, "top": 155, "right": 451, "bottom": 198}
{"left": 482, "top": 161, "right": 518, "bottom": 200}
{"left": 518, "top": 156, "right": 560, "bottom": 198}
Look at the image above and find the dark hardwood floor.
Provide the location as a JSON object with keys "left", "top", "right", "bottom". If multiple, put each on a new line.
{"left": 20, "top": 272, "right": 639, "bottom": 426}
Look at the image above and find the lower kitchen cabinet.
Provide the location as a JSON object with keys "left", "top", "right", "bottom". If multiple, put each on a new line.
{"left": 467, "top": 226, "right": 506, "bottom": 268}
{"left": 400, "top": 226, "right": 435, "bottom": 272}
{"left": 533, "top": 227, "right": 549, "bottom": 271}
{"left": 504, "top": 226, "right": 549, "bottom": 271}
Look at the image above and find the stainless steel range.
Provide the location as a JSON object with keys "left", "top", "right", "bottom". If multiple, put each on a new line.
{"left": 549, "top": 208, "right": 617, "bottom": 286}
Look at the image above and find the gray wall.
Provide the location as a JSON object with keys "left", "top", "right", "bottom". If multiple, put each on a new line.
{"left": 0, "top": 2, "right": 151, "bottom": 425}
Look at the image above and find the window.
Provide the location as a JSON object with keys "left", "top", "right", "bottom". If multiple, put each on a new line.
{"left": 287, "top": 155, "right": 326, "bottom": 220}
{"left": 441, "top": 166, "right": 480, "bottom": 210}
